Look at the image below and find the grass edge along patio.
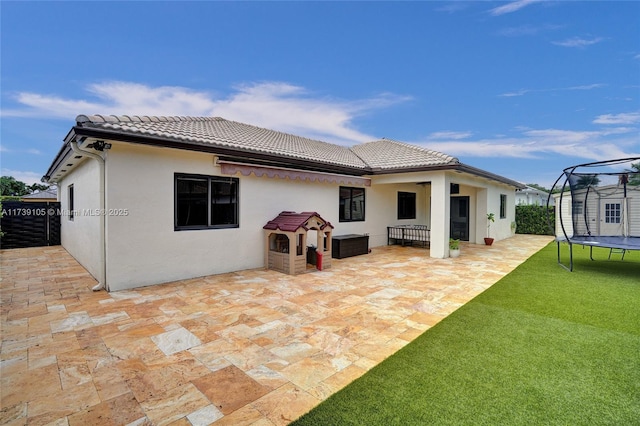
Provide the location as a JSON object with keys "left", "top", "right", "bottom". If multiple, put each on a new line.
{"left": 294, "top": 243, "right": 640, "bottom": 425}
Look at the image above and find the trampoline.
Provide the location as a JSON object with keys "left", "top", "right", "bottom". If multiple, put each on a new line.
{"left": 548, "top": 157, "right": 640, "bottom": 271}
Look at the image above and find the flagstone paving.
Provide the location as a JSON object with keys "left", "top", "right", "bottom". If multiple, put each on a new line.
{"left": 1, "top": 235, "right": 552, "bottom": 425}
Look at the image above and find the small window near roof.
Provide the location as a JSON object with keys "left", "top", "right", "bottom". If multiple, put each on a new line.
{"left": 397, "top": 192, "right": 416, "bottom": 219}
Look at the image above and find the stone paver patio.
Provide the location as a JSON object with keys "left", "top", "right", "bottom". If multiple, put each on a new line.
{"left": 1, "top": 235, "right": 552, "bottom": 425}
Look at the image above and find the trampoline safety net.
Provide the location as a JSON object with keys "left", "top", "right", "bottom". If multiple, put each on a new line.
{"left": 549, "top": 157, "right": 640, "bottom": 271}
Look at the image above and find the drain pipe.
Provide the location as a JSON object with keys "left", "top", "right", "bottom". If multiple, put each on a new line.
{"left": 70, "top": 140, "right": 107, "bottom": 291}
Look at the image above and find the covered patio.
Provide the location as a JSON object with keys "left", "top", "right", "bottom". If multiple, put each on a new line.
{"left": 1, "top": 235, "right": 552, "bottom": 425}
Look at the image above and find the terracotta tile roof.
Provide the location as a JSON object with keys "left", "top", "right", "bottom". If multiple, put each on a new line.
{"left": 350, "top": 138, "right": 458, "bottom": 170}
{"left": 76, "top": 115, "right": 368, "bottom": 169}
{"left": 263, "top": 211, "right": 333, "bottom": 232}
{"left": 49, "top": 114, "right": 522, "bottom": 188}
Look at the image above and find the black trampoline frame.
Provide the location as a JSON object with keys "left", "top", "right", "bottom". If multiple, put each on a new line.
{"left": 547, "top": 157, "right": 640, "bottom": 271}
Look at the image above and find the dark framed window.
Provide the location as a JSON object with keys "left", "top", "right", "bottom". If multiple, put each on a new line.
{"left": 175, "top": 174, "right": 239, "bottom": 230}
{"left": 68, "top": 184, "right": 74, "bottom": 221}
{"left": 397, "top": 192, "right": 416, "bottom": 220}
{"left": 339, "top": 186, "right": 365, "bottom": 222}
{"left": 500, "top": 194, "right": 507, "bottom": 219}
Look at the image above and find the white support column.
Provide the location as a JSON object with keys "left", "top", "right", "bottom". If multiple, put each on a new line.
{"left": 430, "top": 173, "right": 450, "bottom": 258}
{"left": 476, "top": 188, "right": 488, "bottom": 244}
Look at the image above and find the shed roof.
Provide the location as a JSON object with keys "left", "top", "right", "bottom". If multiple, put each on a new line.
{"left": 263, "top": 211, "right": 333, "bottom": 232}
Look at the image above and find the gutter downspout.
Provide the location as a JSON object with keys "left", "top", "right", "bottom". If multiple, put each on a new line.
{"left": 70, "top": 141, "right": 107, "bottom": 291}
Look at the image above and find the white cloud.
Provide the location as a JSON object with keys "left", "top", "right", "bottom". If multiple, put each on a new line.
{"left": 499, "top": 89, "right": 531, "bottom": 98}
{"left": 497, "top": 24, "right": 563, "bottom": 37}
{"left": 3, "top": 80, "right": 636, "bottom": 170}
{"left": 210, "top": 82, "right": 411, "bottom": 144}
{"left": 552, "top": 37, "right": 604, "bottom": 48}
{"left": 416, "top": 126, "right": 640, "bottom": 163}
{"left": 499, "top": 83, "right": 605, "bottom": 97}
{"left": 426, "top": 131, "right": 472, "bottom": 140}
{"left": 435, "top": 2, "right": 468, "bottom": 13}
{"left": 0, "top": 169, "right": 46, "bottom": 186}
{"left": 3, "top": 81, "right": 411, "bottom": 145}
{"left": 593, "top": 111, "right": 640, "bottom": 125}
{"left": 489, "top": 0, "right": 543, "bottom": 16}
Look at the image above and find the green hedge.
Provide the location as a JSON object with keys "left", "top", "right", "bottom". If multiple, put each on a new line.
{"left": 515, "top": 204, "right": 555, "bottom": 235}
{"left": 0, "top": 196, "right": 22, "bottom": 202}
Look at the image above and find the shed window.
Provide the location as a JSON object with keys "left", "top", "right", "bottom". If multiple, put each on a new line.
{"left": 500, "top": 194, "right": 507, "bottom": 219}
{"left": 175, "top": 174, "right": 239, "bottom": 230}
{"left": 572, "top": 201, "right": 584, "bottom": 215}
{"left": 397, "top": 192, "right": 416, "bottom": 219}
{"left": 339, "top": 186, "right": 365, "bottom": 222}
{"left": 605, "top": 203, "right": 621, "bottom": 224}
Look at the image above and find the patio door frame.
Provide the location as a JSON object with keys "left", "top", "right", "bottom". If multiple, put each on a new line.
{"left": 450, "top": 196, "right": 470, "bottom": 241}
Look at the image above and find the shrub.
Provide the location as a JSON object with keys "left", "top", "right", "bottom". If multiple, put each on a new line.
{"left": 515, "top": 205, "right": 555, "bottom": 235}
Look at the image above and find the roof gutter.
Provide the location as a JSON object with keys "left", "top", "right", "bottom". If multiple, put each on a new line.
{"left": 366, "top": 163, "right": 524, "bottom": 188}
{"left": 69, "top": 140, "right": 108, "bottom": 292}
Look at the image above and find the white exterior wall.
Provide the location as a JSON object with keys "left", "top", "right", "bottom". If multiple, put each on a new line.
{"left": 58, "top": 159, "right": 102, "bottom": 280}
{"left": 516, "top": 189, "right": 553, "bottom": 206}
{"left": 355, "top": 180, "right": 430, "bottom": 247}
{"left": 486, "top": 184, "right": 517, "bottom": 241}
{"left": 104, "top": 143, "right": 335, "bottom": 290}
{"left": 57, "top": 141, "right": 519, "bottom": 290}
{"left": 104, "top": 142, "right": 419, "bottom": 290}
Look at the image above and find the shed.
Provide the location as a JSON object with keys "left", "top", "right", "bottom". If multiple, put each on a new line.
{"left": 263, "top": 211, "right": 333, "bottom": 275}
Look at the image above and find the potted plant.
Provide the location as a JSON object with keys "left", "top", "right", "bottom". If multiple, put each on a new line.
{"left": 484, "top": 213, "right": 495, "bottom": 245}
{"left": 449, "top": 238, "right": 461, "bottom": 258}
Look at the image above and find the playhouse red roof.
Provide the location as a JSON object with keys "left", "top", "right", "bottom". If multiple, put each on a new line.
{"left": 263, "top": 211, "right": 333, "bottom": 232}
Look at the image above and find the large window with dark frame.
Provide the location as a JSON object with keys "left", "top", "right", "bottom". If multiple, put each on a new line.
{"left": 175, "top": 174, "right": 239, "bottom": 230}
{"left": 397, "top": 192, "right": 416, "bottom": 220}
{"left": 339, "top": 186, "right": 365, "bottom": 222}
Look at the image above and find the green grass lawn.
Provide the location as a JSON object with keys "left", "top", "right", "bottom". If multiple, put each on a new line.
{"left": 293, "top": 243, "right": 640, "bottom": 425}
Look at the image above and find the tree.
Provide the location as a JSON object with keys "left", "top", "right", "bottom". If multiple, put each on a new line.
{"left": 574, "top": 174, "right": 600, "bottom": 190}
{"left": 626, "top": 162, "right": 640, "bottom": 186}
{"left": 29, "top": 183, "right": 50, "bottom": 193}
{"left": 0, "top": 176, "right": 30, "bottom": 196}
{"left": 526, "top": 183, "right": 551, "bottom": 193}
{"left": 0, "top": 176, "right": 49, "bottom": 197}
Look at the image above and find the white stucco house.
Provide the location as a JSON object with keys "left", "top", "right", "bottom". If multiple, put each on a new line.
{"left": 516, "top": 185, "right": 554, "bottom": 207}
{"left": 43, "top": 115, "right": 523, "bottom": 291}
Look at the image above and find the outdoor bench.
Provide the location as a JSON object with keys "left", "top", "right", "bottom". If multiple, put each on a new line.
{"left": 387, "top": 225, "right": 430, "bottom": 248}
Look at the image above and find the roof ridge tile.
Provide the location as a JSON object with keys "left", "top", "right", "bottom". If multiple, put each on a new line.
{"left": 76, "top": 114, "right": 225, "bottom": 125}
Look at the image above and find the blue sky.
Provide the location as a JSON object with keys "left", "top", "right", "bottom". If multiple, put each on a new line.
{"left": 2, "top": 1, "right": 639, "bottom": 189}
